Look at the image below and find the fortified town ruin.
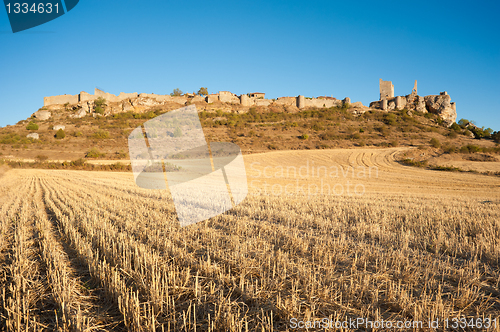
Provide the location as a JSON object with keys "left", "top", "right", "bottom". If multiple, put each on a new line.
{"left": 42, "top": 88, "right": 350, "bottom": 111}
{"left": 36, "top": 80, "right": 457, "bottom": 126}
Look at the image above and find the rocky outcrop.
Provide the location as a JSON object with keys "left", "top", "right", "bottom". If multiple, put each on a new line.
{"left": 70, "top": 108, "right": 86, "bottom": 119}
{"left": 370, "top": 91, "right": 457, "bottom": 126}
{"left": 423, "top": 93, "right": 457, "bottom": 125}
{"left": 350, "top": 101, "right": 364, "bottom": 108}
{"left": 53, "top": 125, "right": 65, "bottom": 131}
{"left": 33, "top": 110, "right": 51, "bottom": 120}
{"left": 464, "top": 130, "right": 475, "bottom": 138}
{"left": 27, "top": 133, "right": 39, "bottom": 140}
{"left": 132, "top": 97, "right": 162, "bottom": 107}
{"left": 122, "top": 100, "right": 134, "bottom": 111}
{"left": 78, "top": 101, "right": 94, "bottom": 113}
{"left": 415, "top": 96, "right": 427, "bottom": 113}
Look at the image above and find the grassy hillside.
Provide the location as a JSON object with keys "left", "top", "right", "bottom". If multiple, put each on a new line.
{"left": 0, "top": 104, "right": 499, "bottom": 171}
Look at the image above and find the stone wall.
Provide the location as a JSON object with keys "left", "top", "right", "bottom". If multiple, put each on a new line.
{"left": 254, "top": 99, "right": 272, "bottom": 106}
{"left": 191, "top": 96, "right": 205, "bottom": 102}
{"left": 171, "top": 96, "right": 189, "bottom": 104}
{"left": 240, "top": 94, "right": 251, "bottom": 106}
{"left": 79, "top": 91, "right": 96, "bottom": 102}
{"left": 304, "top": 98, "right": 339, "bottom": 108}
{"left": 139, "top": 93, "right": 173, "bottom": 102}
{"left": 219, "top": 91, "right": 240, "bottom": 103}
{"left": 43, "top": 89, "right": 356, "bottom": 111}
{"left": 274, "top": 97, "right": 297, "bottom": 107}
{"left": 44, "top": 94, "right": 79, "bottom": 106}
{"left": 45, "top": 89, "right": 139, "bottom": 106}
{"left": 94, "top": 88, "right": 126, "bottom": 103}
{"left": 206, "top": 94, "right": 219, "bottom": 103}
{"left": 118, "top": 92, "right": 139, "bottom": 100}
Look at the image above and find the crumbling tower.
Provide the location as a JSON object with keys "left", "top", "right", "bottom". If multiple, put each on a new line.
{"left": 379, "top": 79, "right": 394, "bottom": 100}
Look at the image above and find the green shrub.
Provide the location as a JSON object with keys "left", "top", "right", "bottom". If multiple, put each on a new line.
{"left": 461, "top": 144, "right": 481, "bottom": 153}
{"left": 173, "top": 127, "right": 182, "bottom": 137}
{"left": 429, "top": 138, "right": 441, "bottom": 148}
{"left": 114, "top": 112, "right": 134, "bottom": 119}
{"left": 93, "top": 130, "right": 110, "bottom": 139}
{"left": 0, "top": 133, "right": 22, "bottom": 144}
{"left": 95, "top": 106, "right": 105, "bottom": 114}
{"left": 71, "top": 158, "right": 87, "bottom": 167}
{"left": 493, "top": 131, "right": 500, "bottom": 143}
{"left": 35, "top": 155, "right": 48, "bottom": 162}
{"left": 95, "top": 97, "right": 106, "bottom": 107}
{"left": 430, "top": 165, "right": 461, "bottom": 172}
{"left": 443, "top": 145, "right": 457, "bottom": 154}
{"left": 171, "top": 88, "right": 183, "bottom": 97}
{"left": 73, "top": 131, "right": 83, "bottom": 137}
{"left": 450, "top": 123, "right": 461, "bottom": 132}
{"left": 458, "top": 118, "right": 470, "bottom": 128}
{"left": 469, "top": 126, "right": 493, "bottom": 139}
{"left": 401, "top": 159, "right": 428, "bottom": 167}
{"left": 85, "top": 148, "right": 106, "bottom": 158}
{"left": 310, "top": 121, "right": 325, "bottom": 131}
{"left": 383, "top": 113, "right": 397, "bottom": 126}
{"left": 26, "top": 121, "right": 39, "bottom": 131}
{"left": 55, "top": 129, "right": 65, "bottom": 139}
{"left": 299, "top": 134, "right": 309, "bottom": 140}
{"left": 267, "top": 144, "right": 278, "bottom": 150}
{"left": 389, "top": 140, "right": 399, "bottom": 147}
{"left": 114, "top": 150, "right": 127, "bottom": 159}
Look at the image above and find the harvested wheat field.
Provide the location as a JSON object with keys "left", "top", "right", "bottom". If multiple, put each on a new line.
{"left": 1, "top": 147, "right": 500, "bottom": 331}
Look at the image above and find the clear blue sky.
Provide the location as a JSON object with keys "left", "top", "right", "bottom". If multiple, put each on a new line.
{"left": 1, "top": 0, "right": 499, "bottom": 130}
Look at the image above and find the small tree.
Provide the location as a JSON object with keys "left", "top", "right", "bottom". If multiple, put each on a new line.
{"left": 458, "top": 118, "right": 469, "bottom": 128}
{"left": 95, "top": 97, "right": 106, "bottom": 107}
{"left": 26, "top": 121, "right": 39, "bottom": 130}
{"left": 492, "top": 131, "right": 500, "bottom": 143}
{"left": 197, "top": 87, "right": 208, "bottom": 96}
{"left": 171, "top": 88, "right": 183, "bottom": 97}
{"left": 55, "top": 129, "right": 65, "bottom": 139}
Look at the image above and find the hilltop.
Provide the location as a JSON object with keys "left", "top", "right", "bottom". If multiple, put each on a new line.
{"left": 0, "top": 87, "right": 499, "bottom": 174}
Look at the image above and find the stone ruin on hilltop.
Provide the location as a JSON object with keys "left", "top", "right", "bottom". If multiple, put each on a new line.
{"left": 34, "top": 82, "right": 457, "bottom": 126}
{"left": 40, "top": 88, "right": 354, "bottom": 114}
{"left": 370, "top": 79, "right": 457, "bottom": 126}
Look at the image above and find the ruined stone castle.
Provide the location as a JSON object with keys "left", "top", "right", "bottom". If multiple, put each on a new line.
{"left": 43, "top": 88, "right": 351, "bottom": 110}
{"left": 370, "top": 79, "right": 457, "bottom": 125}
{"left": 38, "top": 81, "right": 457, "bottom": 125}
